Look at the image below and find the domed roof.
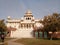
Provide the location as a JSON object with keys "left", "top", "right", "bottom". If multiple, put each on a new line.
{"left": 24, "top": 10, "right": 33, "bottom": 17}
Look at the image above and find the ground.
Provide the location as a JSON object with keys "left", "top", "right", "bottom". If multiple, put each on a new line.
{"left": 0, "top": 38, "right": 14, "bottom": 45}
{"left": 15, "top": 38, "right": 60, "bottom": 45}
{"left": 0, "top": 38, "right": 60, "bottom": 45}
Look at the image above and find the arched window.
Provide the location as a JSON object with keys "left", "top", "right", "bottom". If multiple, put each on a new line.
{"left": 27, "top": 24, "right": 28, "bottom": 28}
{"left": 26, "top": 18, "right": 28, "bottom": 20}
{"left": 21, "top": 24, "right": 23, "bottom": 28}
{"left": 29, "top": 24, "right": 31, "bottom": 28}
{"left": 29, "top": 18, "right": 31, "bottom": 20}
{"left": 28, "top": 18, "right": 29, "bottom": 20}
{"left": 32, "top": 24, "right": 34, "bottom": 27}
{"left": 26, "top": 17, "right": 31, "bottom": 20}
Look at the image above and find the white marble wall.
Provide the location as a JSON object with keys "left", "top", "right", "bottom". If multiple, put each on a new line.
{"left": 10, "top": 28, "right": 33, "bottom": 38}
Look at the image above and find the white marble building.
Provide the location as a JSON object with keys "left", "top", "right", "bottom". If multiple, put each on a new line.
{"left": 6, "top": 10, "right": 43, "bottom": 38}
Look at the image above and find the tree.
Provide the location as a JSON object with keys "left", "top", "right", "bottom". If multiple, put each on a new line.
{"left": 43, "top": 13, "right": 60, "bottom": 32}
{"left": 0, "top": 19, "right": 7, "bottom": 42}
{"left": 42, "top": 13, "right": 60, "bottom": 39}
{"left": 0, "top": 19, "right": 7, "bottom": 36}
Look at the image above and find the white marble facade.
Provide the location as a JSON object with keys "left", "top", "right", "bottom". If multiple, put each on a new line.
{"left": 6, "top": 10, "right": 43, "bottom": 38}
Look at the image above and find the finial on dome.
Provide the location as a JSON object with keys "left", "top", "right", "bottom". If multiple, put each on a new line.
{"left": 26, "top": 9, "right": 32, "bottom": 14}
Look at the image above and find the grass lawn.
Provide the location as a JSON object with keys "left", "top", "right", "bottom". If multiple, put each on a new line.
{"left": 15, "top": 38, "right": 60, "bottom": 45}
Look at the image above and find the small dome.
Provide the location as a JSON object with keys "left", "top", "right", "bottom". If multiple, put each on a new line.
{"left": 7, "top": 16, "right": 11, "bottom": 19}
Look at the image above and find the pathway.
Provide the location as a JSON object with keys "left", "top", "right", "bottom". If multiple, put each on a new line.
{"left": 0, "top": 38, "right": 24, "bottom": 45}
{"left": 7, "top": 39, "right": 24, "bottom": 45}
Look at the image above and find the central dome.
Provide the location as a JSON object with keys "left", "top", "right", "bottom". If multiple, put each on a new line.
{"left": 24, "top": 10, "right": 33, "bottom": 17}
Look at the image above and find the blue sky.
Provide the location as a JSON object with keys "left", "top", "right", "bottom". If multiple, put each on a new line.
{"left": 0, "top": 0, "right": 60, "bottom": 20}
